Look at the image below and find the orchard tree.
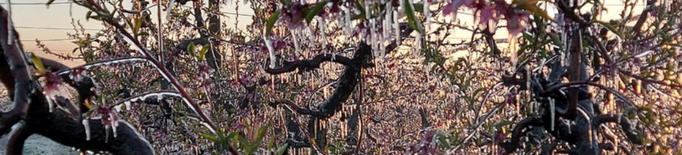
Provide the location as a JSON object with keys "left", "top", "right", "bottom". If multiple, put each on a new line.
{"left": 0, "top": 0, "right": 680, "bottom": 154}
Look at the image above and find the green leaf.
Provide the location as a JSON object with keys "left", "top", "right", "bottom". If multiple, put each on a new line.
{"left": 201, "top": 134, "right": 221, "bottom": 142}
{"left": 198, "top": 45, "right": 210, "bottom": 61}
{"left": 275, "top": 143, "right": 289, "bottom": 155}
{"left": 31, "top": 53, "right": 45, "bottom": 73}
{"left": 265, "top": 10, "right": 281, "bottom": 36}
{"left": 267, "top": 136, "right": 275, "bottom": 150}
{"left": 354, "top": 0, "right": 366, "bottom": 19}
{"left": 403, "top": 0, "right": 423, "bottom": 34}
{"left": 305, "top": 1, "right": 329, "bottom": 24}
{"left": 412, "top": 3, "right": 424, "bottom": 14}
{"left": 547, "top": 33, "right": 562, "bottom": 48}
{"left": 254, "top": 121, "right": 272, "bottom": 147}
{"left": 436, "top": 130, "right": 451, "bottom": 147}
{"left": 595, "top": 20, "right": 621, "bottom": 37}
{"left": 85, "top": 11, "right": 93, "bottom": 21}
{"left": 133, "top": 16, "right": 143, "bottom": 37}
{"left": 138, "top": 32, "right": 150, "bottom": 36}
{"left": 187, "top": 42, "right": 196, "bottom": 57}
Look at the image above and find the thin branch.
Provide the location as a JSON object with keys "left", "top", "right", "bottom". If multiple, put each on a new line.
{"left": 632, "top": 0, "right": 657, "bottom": 37}
{"left": 77, "top": 1, "right": 237, "bottom": 153}
{"left": 55, "top": 57, "right": 149, "bottom": 76}
{"left": 264, "top": 54, "right": 354, "bottom": 74}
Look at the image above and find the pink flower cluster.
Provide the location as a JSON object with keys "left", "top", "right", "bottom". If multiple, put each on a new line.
{"left": 443, "top": 0, "right": 530, "bottom": 37}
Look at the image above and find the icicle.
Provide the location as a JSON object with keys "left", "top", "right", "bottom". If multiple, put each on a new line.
{"left": 371, "top": 18, "right": 379, "bottom": 57}
{"left": 344, "top": 7, "right": 351, "bottom": 37}
{"left": 111, "top": 114, "right": 118, "bottom": 138}
{"left": 550, "top": 98, "right": 555, "bottom": 131}
{"left": 382, "top": 5, "right": 391, "bottom": 58}
{"left": 306, "top": 27, "right": 315, "bottom": 49}
{"left": 393, "top": 10, "right": 400, "bottom": 45}
{"left": 364, "top": 0, "right": 372, "bottom": 45}
{"left": 114, "top": 105, "right": 122, "bottom": 112}
{"left": 47, "top": 98, "right": 55, "bottom": 113}
{"left": 398, "top": 0, "right": 405, "bottom": 13}
{"left": 6, "top": 0, "right": 13, "bottom": 45}
{"left": 83, "top": 119, "right": 91, "bottom": 141}
{"left": 290, "top": 29, "right": 301, "bottom": 58}
{"left": 415, "top": 32, "right": 422, "bottom": 52}
{"left": 263, "top": 36, "right": 276, "bottom": 69}
{"left": 105, "top": 125, "right": 110, "bottom": 143}
{"left": 166, "top": 0, "right": 175, "bottom": 20}
{"left": 319, "top": 17, "right": 328, "bottom": 55}
{"left": 424, "top": 0, "right": 430, "bottom": 34}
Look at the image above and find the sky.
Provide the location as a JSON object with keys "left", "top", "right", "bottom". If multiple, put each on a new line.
{"left": 3, "top": 0, "right": 254, "bottom": 66}
{"left": 2, "top": 0, "right": 641, "bottom": 66}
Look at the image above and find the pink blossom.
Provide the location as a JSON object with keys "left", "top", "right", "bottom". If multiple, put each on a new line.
{"left": 281, "top": 2, "right": 306, "bottom": 29}
{"left": 478, "top": 6, "right": 499, "bottom": 25}
{"left": 69, "top": 67, "right": 86, "bottom": 83}
{"left": 505, "top": 12, "right": 530, "bottom": 37}
{"left": 43, "top": 71, "right": 63, "bottom": 112}
{"left": 442, "top": 0, "right": 475, "bottom": 19}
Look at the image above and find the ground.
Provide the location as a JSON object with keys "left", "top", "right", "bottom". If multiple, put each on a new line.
{"left": 0, "top": 135, "right": 79, "bottom": 155}
{"left": 0, "top": 87, "right": 79, "bottom": 155}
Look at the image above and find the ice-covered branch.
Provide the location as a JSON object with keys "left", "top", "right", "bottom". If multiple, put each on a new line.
{"left": 0, "top": 5, "right": 32, "bottom": 136}
{"left": 76, "top": 1, "right": 237, "bottom": 153}
{"left": 592, "top": 114, "right": 643, "bottom": 145}
{"left": 266, "top": 23, "right": 413, "bottom": 119}
{"left": 499, "top": 117, "right": 542, "bottom": 153}
{"left": 55, "top": 57, "right": 149, "bottom": 76}
{"left": 113, "top": 91, "right": 182, "bottom": 111}
{"left": 264, "top": 54, "right": 354, "bottom": 74}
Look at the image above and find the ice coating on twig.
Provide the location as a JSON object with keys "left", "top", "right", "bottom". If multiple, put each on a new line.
{"left": 263, "top": 36, "right": 276, "bottom": 69}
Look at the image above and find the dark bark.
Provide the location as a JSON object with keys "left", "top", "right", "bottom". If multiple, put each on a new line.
{"left": 0, "top": 5, "right": 32, "bottom": 137}
{"left": 6, "top": 121, "right": 32, "bottom": 155}
{"left": 263, "top": 54, "right": 354, "bottom": 74}
{"left": 206, "top": 0, "right": 222, "bottom": 70}
{"left": 267, "top": 23, "right": 413, "bottom": 119}
{"left": 26, "top": 97, "right": 154, "bottom": 155}
{"left": 592, "top": 114, "right": 643, "bottom": 145}
{"left": 0, "top": 5, "right": 154, "bottom": 154}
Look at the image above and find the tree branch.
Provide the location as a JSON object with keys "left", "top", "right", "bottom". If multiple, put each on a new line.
{"left": 6, "top": 121, "right": 32, "bottom": 155}
{"left": 0, "top": 5, "right": 31, "bottom": 136}
{"left": 499, "top": 117, "right": 543, "bottom": 153}
{"left": 266, "top": 23, "right": 413, "bottom": 119}
{"left": 592, "top": 114, "right": 643, "bottom": 145}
